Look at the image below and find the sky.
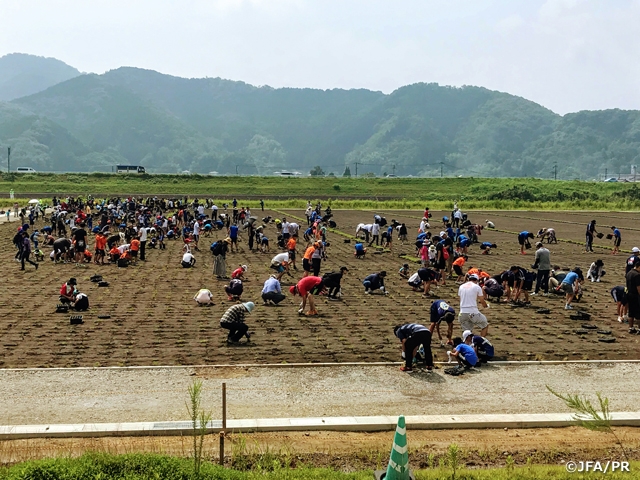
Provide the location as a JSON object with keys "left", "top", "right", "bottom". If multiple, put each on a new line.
{"left": 1, "top": 0, "right": 639, "bottom": 114}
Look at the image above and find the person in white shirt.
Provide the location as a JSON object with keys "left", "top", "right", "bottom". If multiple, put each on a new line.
{"left": 192, "top": 221, "right": 201, "bottom": 250}
{"left": 194, "top": 288, "right": 213, "bottom": 305}
{"left": 197, "top": 205, "right": 205, "bottom": 216}
{"left": 211, "top": 204, "right": 218, "bottom": 221}
{"left": 281, "top": 218, "right": 291, "bottom": 240}
{"left": 271, "top": 252, "right": 291, "bottom": 280}
{"left": 370, "top": 223, "right": 381, "bottom": 246}
{"left": 182, "top": 251, "right": 196, "bottom": 268}
{"left": 138, "top": 227, "right": 148, "bottom": 261}
{"left": 289, "top": 222, "right": 299, "bottom": 236}
{"left": 457, "top": 274, "right": 490, "bottom": 336}
{"left": 117, "top": 244, "right": 130, "bottom": 254}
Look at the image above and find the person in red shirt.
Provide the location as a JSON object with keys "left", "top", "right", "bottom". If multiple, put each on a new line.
{"left": 231, "top": 265, "right": 248, "bottom": 280}
{"left": 290, "top": 276, "right": 325, "bottom": 316}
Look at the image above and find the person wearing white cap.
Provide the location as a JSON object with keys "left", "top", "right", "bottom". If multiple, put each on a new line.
{"left": 219, "top": 302, "right": 255, "bottom": 344}
{"left": 194, "top": 289, "right": 213, "bottom": 306}
{"left": 458, "top": 274, "right": 489, "bottom": 337}
{"left": 625, "top": 248, "right": 640, "bottom": 274}
{"left": 447, "top": 330, "right": 478, "bottom": 369}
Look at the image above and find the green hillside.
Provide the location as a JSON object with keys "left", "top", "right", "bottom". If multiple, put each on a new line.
{"left": 0, "top": 53, "right": 80, "bottom": 101}
{"left": 2, "top": 60, "right": 640, "bottom": 178}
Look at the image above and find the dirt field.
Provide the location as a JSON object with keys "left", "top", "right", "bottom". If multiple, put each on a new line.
{"left": 1, "top": 208, "right": 639, "bottom": 368}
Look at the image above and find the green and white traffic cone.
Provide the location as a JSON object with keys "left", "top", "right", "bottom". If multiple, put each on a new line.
{"left": 374, "top": 415, "right": 414, "bottom": 480}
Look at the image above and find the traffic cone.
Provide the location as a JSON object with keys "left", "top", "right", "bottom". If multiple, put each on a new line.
{"left": 374, "top": 415, "right": 414, "bottom": 480}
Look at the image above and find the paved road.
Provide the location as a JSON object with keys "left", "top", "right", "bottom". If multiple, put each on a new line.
{"left": 1, "top": 362, "right": 639, "bottom": 425}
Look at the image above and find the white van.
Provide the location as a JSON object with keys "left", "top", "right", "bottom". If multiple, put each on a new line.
{"left": 16, "top": 167, "right": 37, "bottom": 173}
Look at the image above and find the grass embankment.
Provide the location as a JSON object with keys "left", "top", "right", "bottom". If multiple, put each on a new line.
{"left": 0, "top": 454, "right": 635, "bottom": 479}
{"left": 2, "top": 173, "right": 640, "bottom": 210}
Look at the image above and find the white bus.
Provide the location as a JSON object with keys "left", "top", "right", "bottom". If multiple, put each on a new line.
{"left": 116, "top": 165, "right": 146, "bottom": 174}
{"left": 16, "top": 167, "right": 37, "bottom": 173}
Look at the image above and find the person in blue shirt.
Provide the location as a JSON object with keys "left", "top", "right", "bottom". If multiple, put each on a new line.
{"left": 472, "top": 335, "right": 494, "bottom": 363}
{"left": 229, "top": 223, "right": 239, "bottom": 253}
{"left": 611, "top": 226, "right": 622, "bottom": 255}
{"left": 560, "top": 268, "right": 581, "bottom": 310}
{"left": 394, "top": 323, "right": 433, "bottom": 372}
{"left": 384, "top": 225, "right": 394, "bottom": 249}
{"left": 457, "top": 234, "right": 470, "bottom": 254}
{"left": 517, "top": 231, "right": 535, "bottom": 255}
{"left": 429, "top": 300, "right": 456, "bottom": 346}
{"left": 449, "top": 331, "right": 478, "bottom": 368}
{"left": 480, "top": 242, "right": 497, "bottom": 255}
{"left": 354, "top": 242, "right": 367, "bottom": 259}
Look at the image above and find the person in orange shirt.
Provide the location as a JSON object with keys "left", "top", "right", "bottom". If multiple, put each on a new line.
{"left": 287, "top": 235, "right": 298, "bottom": 270}
{"left": 452, "top": 255, "right": 468, "bottom": 283}
{"left": 94, "top": 231, "right": 107, "bottom": 265}
{"left": 302, "top": 244, "right": 316, "bottom": 278}
{"left": 108, "top": 245, "right": 121, "bottom": 263}
{"left": 130, "top": 238, "right": 140, "bottom": 263}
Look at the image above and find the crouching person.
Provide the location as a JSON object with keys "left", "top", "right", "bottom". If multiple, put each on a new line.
{"left": 394, "top": 323, "right": 433, "bottom": 372}
{"left": 262, "top": 275, "right": 286, "bottom": 305}
{"left": 194, "top": 288, "right": 214, "bottom": 306}
{"left": 225, "top": 278, "right": 244, "bottom": 301}
{"left": 220, "top": 302, "right": 254, "bottom": 344}
{"left": 448, "top": 331, "right": 478, "bottom": 369}
{"left": 182, "top": 251, "right": 196, "bottom": 268}
{"left": 472, "top": 334, "right": 494, "bottom": 363}
{"left": 73, "top": 292, "right": 89, "bottom": 311}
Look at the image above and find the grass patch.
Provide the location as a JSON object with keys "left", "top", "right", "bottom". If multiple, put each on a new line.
{"left": 4, "top": 173, "right": 640, "bottom": 210}
{"left": 0, "top": 453, "right": 636, "bottom": 479}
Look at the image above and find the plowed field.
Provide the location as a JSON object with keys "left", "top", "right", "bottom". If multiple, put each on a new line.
{"left": 1, "top": 208, "right": 639, "bottom": 368}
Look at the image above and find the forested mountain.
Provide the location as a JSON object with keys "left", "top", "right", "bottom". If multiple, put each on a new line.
{"left": 0, "top": 53, "right": 80, "bottom": 101}
{"left": 2, "top": 58, "right": 640, "bottom": 178}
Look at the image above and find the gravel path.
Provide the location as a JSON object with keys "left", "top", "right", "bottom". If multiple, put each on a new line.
{"left": 2, "top": 363, "right": 640, "bottom": 426}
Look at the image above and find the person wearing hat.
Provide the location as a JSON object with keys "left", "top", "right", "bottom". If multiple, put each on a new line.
{"left": 626, "top": 247, "right": 640, "bottom": 274}
{"left": 394, "top": 323, "right": 433, "bottom": 372}
{"left": 262, "top": 275, "right": 286, "bottom": 305}
{"left": 363, "top": 271, "right": 388, "bottom": 295}
{"left": 585, "top": 220, "right": 598, "bottom": 253}
{"left": 458, "top": 274, "right": 489, "bottom": 337}
{"left": 213, "top": 238, "right": 231, "bottom": 279}
{"left": 531, "top": 242, "right": 551, "bottom": 296}
{"left": 231, "top": 265, "right": 248, "bottom": 280}
{"left": 322, "top": 266, "right": 349, "bottom": 300}
{"left": 290, "top": 276, "right": 324, "bottom": 315}
{"left": 220, "top": 302, "right": 254, "bottom": 344}
{"left": 59, "top": 278, "right": 78, "bottom": 304}
{"left": 429, "top": 299, "right": 456, "bottom": 346}
{"left": 448, "top": 331, "right": 478, "bottom": 369}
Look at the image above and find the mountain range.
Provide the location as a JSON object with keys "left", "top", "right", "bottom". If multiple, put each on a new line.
{"left": 1, "top": 53, "right": 639, "bottom": 178}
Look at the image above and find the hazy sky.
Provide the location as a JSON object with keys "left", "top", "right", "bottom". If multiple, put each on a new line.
{"left": 1, "top": 0, "right": 639, "bottom": 114}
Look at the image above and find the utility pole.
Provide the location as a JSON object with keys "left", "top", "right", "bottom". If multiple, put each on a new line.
{"left": 354, "top": 162, "right": 358, "bottom": 178}
{"left": 604, "top": 168, "right": 607, "bottom": 181}
{"left": 553, "top": 162, "right": 557, "bottom": 180}
{"left": 440, "top": 162, "right": 443, "bottom": 178}
{"left": 235, "top": 165, "right": 238, "bottom": 175}
{"left": 7, "top": 147, "right": 10, "bottom": 173}
{"left": 392, "top": 164, "right": 396, "bottom": 176}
